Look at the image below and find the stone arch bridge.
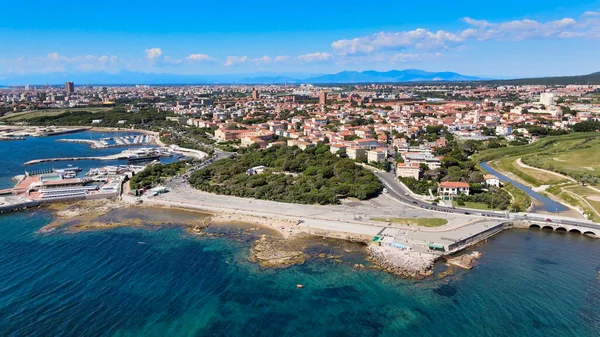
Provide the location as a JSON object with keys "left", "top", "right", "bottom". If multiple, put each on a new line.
{"left": 526, "top": 222, "right": 598, "bottom": 238}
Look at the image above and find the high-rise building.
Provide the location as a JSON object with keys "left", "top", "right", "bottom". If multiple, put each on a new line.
{"left": 252, "top": 89, "right": 259, "bottom": 100}
{"left": 539, "top": 92, "right": 555, "bottom": 106}
{"left": 319, "top": 91, "right": 327, "bottom": 105}
{"left": 65, "top": 82, "right": 75, "bottom": 94}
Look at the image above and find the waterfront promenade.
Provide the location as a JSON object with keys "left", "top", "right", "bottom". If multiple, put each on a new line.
{"left": 128, "top": 182, "right": 504, "bottom": 250}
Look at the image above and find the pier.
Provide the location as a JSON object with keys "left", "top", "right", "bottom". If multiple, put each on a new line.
{"left": 24, "top": 154, "right": 125, "bottom": 166}
{"left": 0, "top": 196, "right": 40, "bottom": 213}
{"left": 57, "top": 135, "right": 156, "bottom": 149}
{"left": 24, "top": 148, "right": 172, "bottom": 166}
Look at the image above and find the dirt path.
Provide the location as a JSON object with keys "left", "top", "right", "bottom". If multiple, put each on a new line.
{"left": 516, "top": 158, "right": 576, "bottom": 183}
{"left": 516, "top": 158, "right": 600, "bottom": 194}
{"left": 562, "top": 189, "right": 600, "bottom": 219}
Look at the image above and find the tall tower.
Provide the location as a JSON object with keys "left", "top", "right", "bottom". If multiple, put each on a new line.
{"left": 319, "top": 91, "right": 327, "bottom": 105}
{"left": 252, "top": 88, "right": 259, "bottom": 100}
{"left": 65, "top": 82, "right": 75, "bottom": 94}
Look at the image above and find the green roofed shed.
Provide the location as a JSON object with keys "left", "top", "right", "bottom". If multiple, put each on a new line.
{"left": 428, "top": 243, "right": 445, "bottom": 251}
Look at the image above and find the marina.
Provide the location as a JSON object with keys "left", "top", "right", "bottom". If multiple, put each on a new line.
{"left": 24, "top": 147, "right": 173, "bottom": 166}
{"left": 57, "top": 135, "right": 157, "bottom": 148}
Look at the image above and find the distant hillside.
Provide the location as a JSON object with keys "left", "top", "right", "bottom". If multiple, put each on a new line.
{"left": 0, "top": 69, "right": 482, "bottom": 86}
{"left": 3, "top": 69, "right": 598, "bottom": 86}
{"left": 303, "top": 69, "right": 482, "bottom": 83}
{"left": 480, "top": 72, "right": 600, "bottom": 86}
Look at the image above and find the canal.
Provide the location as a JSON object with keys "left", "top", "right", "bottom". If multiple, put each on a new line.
{"left": 480, "top": 162, "right": 568, "bottom": 213}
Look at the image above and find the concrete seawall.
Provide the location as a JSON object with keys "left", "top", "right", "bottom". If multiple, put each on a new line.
{"left": 446, "top": 222, "right": 509, "bottom": 253}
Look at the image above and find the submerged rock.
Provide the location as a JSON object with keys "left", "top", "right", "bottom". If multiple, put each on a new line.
{"left": 446, "top": 251, "right": 482, "bottom": 270}
{"left": 248, "top": 235, "right": 309, "bottom": 268}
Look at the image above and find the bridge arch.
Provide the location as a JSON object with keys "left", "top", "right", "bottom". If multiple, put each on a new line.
{"left": 529, "top": 224, "right": 540, "bottom": 229}
{"left": 555, "top": 227, "right": 567, "bottom": 232}
{"left": 569, "top": 229, "right": 581, "bottom": 234}
{"left": 542, "top": 226, "right": 554, "bottom": 231}
{"left": 584, "top": 231, "right": 597, "bottom": 238}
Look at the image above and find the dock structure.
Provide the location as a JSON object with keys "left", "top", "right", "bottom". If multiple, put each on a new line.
{"left": 57, "top": 135, "right": 156, "bottom": 149}
{"left": 24, "top": 155, "right": 120, "bottom": 166}
{"left": 24, "top": 148, "right": 171, "bottom": 166}
{"left": 0, "top": 196, "right": 39, "bottom": 213}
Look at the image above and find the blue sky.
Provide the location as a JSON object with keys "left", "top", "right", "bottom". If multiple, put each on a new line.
{"left": 1, "top": 0, "right": 600, "bottom": 81}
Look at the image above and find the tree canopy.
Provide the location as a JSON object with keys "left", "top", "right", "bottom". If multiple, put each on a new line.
{"left": 188, "top": 144, "right": 383, "bottom": 205}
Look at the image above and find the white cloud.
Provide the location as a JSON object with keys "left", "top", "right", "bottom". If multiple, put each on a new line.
{"left": 582, "top": 11, "right": 600, "bottom": 17}
{"left": 331, "top": 12, "right": 600, "bottom": 56}
{"left": 0, "top": 52, "right": 123, "bottom": 74}
{"left": 391, "top": 52, "right": 442, "bottom": 63}
{"left": 186, "top": 53, "right": 214, "bottom": 62}
{"left": 461, "top": 17, "right": 579, "bottom": 41}
{"left": 145, "top": 48, "right": 163, "bottom": 60}
{"left": 331, "top": 29, "right": 462, "bottom": 55}
{"left": 223, "top": 56, "right": 248, "bottom": 66}
{"left": 274, "top": 55, "right": 290, "bottom": 62}
{"left": 296, "top": 52, "right": 332, "bottom": 62}
{"left": 163, "top": 56, "right": 184, "bottom": 65}
{"left": 251, "top": 55, "right": 272, "bottom": 63}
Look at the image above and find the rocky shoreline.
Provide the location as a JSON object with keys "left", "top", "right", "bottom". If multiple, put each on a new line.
{"left": 39, "top": 199, "right": 451, "bottom": 279}
{"left": 367, "top": 245, "right": 438, "bottom": 279}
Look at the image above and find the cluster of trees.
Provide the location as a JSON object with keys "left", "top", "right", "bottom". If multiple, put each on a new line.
{"left": 367, "top": 161, "right": 391, "bottom": 172}
{"left": 523, "top": 125, "right": 570, "bottom": 137}
{"left": 130, "top": 161, "right": 191, "bottom": 190}
{"left": 399, "top": 177, "right": 436, "bottom": 195}
{"left": 572, "top": 120, "right": 600, "bottom": 132}
{"left": 350, "top": 117, "right": 375, "bottom": 126}
{"left": 428, "top": 140, "right": 488, "bottom": 183}
{"left": 188, "top": 144, "right": 383, "bottom": 205}
{"left": 24, "top": 108, "right": 174, "bottom": 127}
{"left": 454, "top": 187, "right": 512, "bottom": 210}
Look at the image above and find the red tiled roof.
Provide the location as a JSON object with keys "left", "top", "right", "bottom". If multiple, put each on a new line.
{"left": 439, "top": 182, "right": 470, "bottom": 188}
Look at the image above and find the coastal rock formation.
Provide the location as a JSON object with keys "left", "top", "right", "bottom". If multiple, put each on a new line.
{"left": 248, "top": 235, "right": 309, "bottom": 268}
{"left": 367, "top": 245, "right": 437, "bottom": 278}
{"left": 446, "top": 251, "right": 482, "bottom": 270}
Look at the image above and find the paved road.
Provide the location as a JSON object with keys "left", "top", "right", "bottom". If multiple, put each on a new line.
{"left": 165, "top": 149, "right": 600, "bottom": 233}
{"left": 372, "top": 170, "right": 600, "bottom": 231}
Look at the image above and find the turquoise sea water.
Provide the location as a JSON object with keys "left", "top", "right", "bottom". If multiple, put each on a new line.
{"left": 0, "top": 135, "right": 599, "bottom": 336}
{"left": 0, "top": 130, "right": 175, "bottom": 189}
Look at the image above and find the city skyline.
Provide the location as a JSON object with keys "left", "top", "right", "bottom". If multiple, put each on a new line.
{"left": 1, "top": 0, "right": 600, "bottom": 83}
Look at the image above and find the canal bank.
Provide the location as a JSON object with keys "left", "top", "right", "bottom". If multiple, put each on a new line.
{"left": 480, "top": 162, "right": 568, "bottom": 213}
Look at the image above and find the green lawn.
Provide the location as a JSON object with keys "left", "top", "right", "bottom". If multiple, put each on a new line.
{"left": 477, "top": 133, "right": 600, "bottom": 185}
{"left": 371, "top": 217, "right": 448, "bottom": 227}
{"left": 452, "top": 201, "right": 502, "bottom": 211}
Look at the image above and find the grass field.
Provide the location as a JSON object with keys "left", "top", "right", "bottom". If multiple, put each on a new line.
{"left": 371, "top": 217, "right": 448, "bottom": 227}
{"left": 543, "top": 145, "right": 600, "bottom": 176}
{"left": 0, "top": 108, "right": 109, "bottom": 122}
{"left": 490, "top": 157, "right": 567, "bottom": 187}
{"left": 561, "top": 185, "right": 600, "bottom": 220}
{"left": 477, "top": 132, "right": 600, "bottom": 186}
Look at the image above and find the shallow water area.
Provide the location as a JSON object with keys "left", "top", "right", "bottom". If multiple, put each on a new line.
{"left": 0, "top": 136, "right": 600, "bottom": 336}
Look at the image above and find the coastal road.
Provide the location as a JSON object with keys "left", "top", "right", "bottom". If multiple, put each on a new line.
{"left": 371, "top": 170, "right": 600, "bottom": 231}
{"left": 166, "top": 149, "right": 600, "bottom": 234}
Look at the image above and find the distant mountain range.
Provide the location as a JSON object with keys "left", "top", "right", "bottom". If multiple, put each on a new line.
{"left": 302, "top": 69, "right": 483, "bottom": 83}
{"left": 475, "top": 71, "right": 600, "bottom": 86}
{"left": 0, "top": 69, "right": 483, "bottom": 86}
{"left": 1, "top": 69, "right": 599, "bottom": 86}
